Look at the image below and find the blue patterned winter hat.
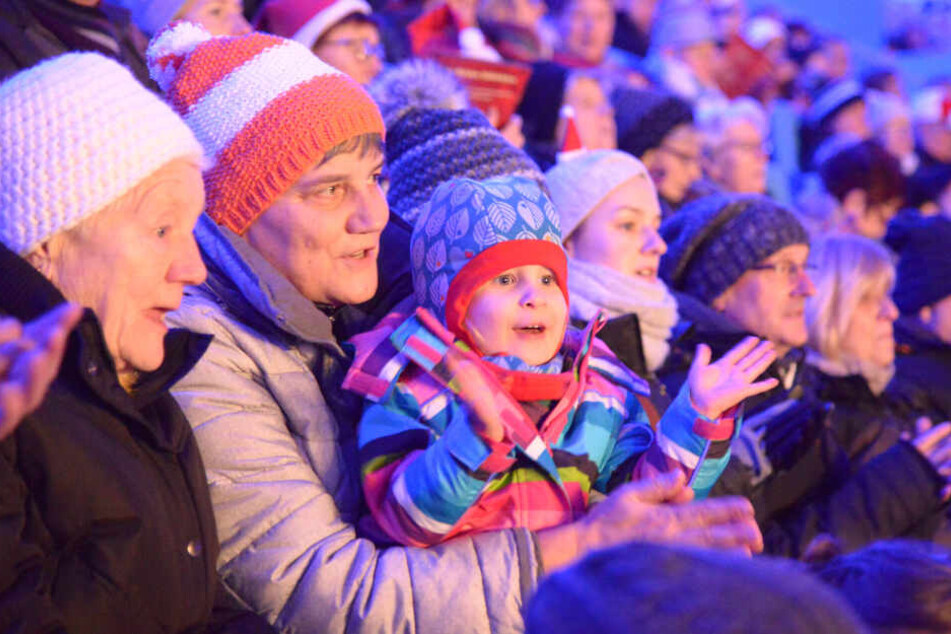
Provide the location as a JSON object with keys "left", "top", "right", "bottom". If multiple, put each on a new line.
{"left": 411, "top": 175, "right": 568, "bottom": 345}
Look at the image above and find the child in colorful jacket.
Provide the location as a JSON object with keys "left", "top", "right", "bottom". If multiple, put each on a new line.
{"left": 343, "top": 175, "right": 778, "bottom": 547}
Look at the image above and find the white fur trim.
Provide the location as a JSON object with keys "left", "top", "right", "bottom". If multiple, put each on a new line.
{"left": 293, "top": 0, "right": 372, "bottom": 50}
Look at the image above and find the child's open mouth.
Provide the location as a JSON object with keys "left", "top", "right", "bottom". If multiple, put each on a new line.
{"left": 514, "top": 325, "right": 546, "bottom": 334}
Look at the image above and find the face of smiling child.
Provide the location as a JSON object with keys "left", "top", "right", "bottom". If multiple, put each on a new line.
{"left": 463, "top": 264, "right": 568, "bottom": 366}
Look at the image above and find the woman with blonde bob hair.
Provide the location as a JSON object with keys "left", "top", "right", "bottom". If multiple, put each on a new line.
{"left": 806, "top": 233, "right": 899, "bottom": 393}
{"left": 804, "top": 234, "right": 931, "bottom": 456}
{"left": 799, "top": 234, "right": 949, "bottom": 543}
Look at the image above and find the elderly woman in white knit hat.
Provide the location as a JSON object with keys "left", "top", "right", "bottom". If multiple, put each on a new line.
{"left": 546, "top": 150, "right": 678, "bottom": 414}
{"left": 0, "top": 52, "right": 273, "bottom": 634}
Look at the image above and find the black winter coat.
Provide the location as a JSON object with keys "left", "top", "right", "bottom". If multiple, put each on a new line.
{"left": 0, "top": 0, "right": 154, "bottom": 88}
{"left": 658, "top": 293, "right": 946, "bottom": 557}
{"left": 888, "top": 316, "right": 951, "bottom": 425}
{"left": 572, "top": 313, "right": 672, "bottom": 425}
{"left": 0, "top": 247, "right": 272, "bottom": 633}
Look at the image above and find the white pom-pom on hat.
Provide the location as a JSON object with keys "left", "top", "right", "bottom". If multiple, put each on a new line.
{"left": 147, "top": 20, "right": 213, "bottom": 93}
{"left": 369, "top": 58, "right": 470, "bottom": 129}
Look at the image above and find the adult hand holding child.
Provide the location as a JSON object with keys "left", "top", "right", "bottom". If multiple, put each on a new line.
{"left": 537, "top": 470, "right": 763, "bottom": 573}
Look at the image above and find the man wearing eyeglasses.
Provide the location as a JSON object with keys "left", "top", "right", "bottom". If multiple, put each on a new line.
{"left": 655, "top": 194, "right": 945, "bottom": 558}
{"left": 658, "top": 194, "right": 813, "bottom": 369}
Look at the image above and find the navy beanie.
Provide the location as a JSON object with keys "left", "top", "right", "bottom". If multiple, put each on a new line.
{"left": 516, "top": 61, "right": 571, "bottom": 146}
{"left": 906, "top": 164, "right": 951, "bottom": 209}
{"left": 886, "top": 212, "right": 951, "bottom": 314}
{"left": 660, "top": 194, "right": 810, "bottom": 304}
{"left": 384, "top": 107, "right": 546, "bottom": 225}
{"left": 613, "top": 87, "right": 694, "bottom": 159}
{"left": 526, "top": 542, "right": 869, "bottom": 634}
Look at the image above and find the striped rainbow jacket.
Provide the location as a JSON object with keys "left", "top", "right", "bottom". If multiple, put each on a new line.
{"left": 343, "top": 307, "right": 740, "bottom": 548}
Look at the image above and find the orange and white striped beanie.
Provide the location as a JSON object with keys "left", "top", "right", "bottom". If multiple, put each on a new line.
{"left": 146, "top": 22, "right": 385, "bottom": 235}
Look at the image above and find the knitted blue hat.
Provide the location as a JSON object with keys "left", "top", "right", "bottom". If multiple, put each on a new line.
{"left": 886, "top": 212, "right": 951, "bottom": 314}
{"left": 385, "top": 108, "right": 547, "bottom": 225}
{"left": 613, "top": 87, "right": 694, "bottom": 159}
{"left": 411, "top": 175, "right": 567, "bottom": 344}
{"left": 659, "top": 194, "right": 809, "bottom": 304}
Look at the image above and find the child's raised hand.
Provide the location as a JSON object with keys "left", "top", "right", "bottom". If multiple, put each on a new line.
{"left": 687, "top": 337, "right": 779, "bottom": 420}
{"left": 445, "top": 353, "right": 506, "bottom": 442}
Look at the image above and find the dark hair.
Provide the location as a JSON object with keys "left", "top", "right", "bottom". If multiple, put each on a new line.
{"left": 817, "top": 540, "right": 951, "bottom": 633}
{"left": 320, "top": 132, "right": 384, "bottom": 165}
{"left": 819, "top": 139, "right": 904, "bottom": 206}
{"left": 526, "top": 542, "right": 867, "bottom": 634}
{"left": 862, "top": 67, "right": 900, "bottom": 93}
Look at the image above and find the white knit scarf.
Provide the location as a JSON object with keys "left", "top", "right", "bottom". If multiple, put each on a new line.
{"left": 567, "top": 257, "right": 679, "bottom": 372}
{"left": 805, "top": 351, "right": 896, "bottom": 397}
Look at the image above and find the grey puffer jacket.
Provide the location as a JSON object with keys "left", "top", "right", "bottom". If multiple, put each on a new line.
{"left": 168, "top": 215, "right": 542, "bottom": 634}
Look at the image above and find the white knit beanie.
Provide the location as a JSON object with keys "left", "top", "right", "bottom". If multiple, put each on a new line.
{"left": 0, "top": 52, "right": 203, "bottom": 255}
{"left": 865, "top": 89, "right": 911, "bottom": 133}
{"left": 545, "top": 150, "right": 654, "bottom": 239}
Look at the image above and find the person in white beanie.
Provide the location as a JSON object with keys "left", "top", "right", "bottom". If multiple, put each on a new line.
{"left": 866, "top": 88, "right": 919, "bottom": 176}
{"left": 112, "top": 0, "right": 252, "bottom": 36}
{"left": 546, "top": 150, "right": 679, "bottom": 401}
{"left": 255, "top": 0, "right": 383, "bottom": 84}
{"left": 0, "top": 52, "right": 274, "bottom": 634}
{"left": 912, "top": 83, "right": 951, "bottom": 168}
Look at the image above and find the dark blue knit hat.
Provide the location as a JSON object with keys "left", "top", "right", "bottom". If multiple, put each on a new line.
{"left": 886, "top": 212, "right": 951, "bottom": 314}
{"left": 526, "top": 542, "right": 869, "bottom": 634}
{"left": 384, "top": 108, "right": 547, "bottom": 225}
{"left": 614, "top": 87, "right": 694, "bottom": 159}
{"left": 659, "top": 194, "right": 810, "bottom": 304}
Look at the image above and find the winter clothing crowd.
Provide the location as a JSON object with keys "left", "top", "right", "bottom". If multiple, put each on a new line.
{"left": 1, "top": 0, "right": 950, "bottom": 633}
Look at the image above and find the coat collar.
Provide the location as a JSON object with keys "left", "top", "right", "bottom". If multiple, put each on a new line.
{"left": 0, "top": 243, "right": 210, "bottom": 448}
{"left": 192, "top": 214, "right": 340, "bottom": 352}
{"left": 895, "top": 314, "right": 949, "bottom": 354}
{"left": 669, "top": 290, "right": 805, "bottom": 407}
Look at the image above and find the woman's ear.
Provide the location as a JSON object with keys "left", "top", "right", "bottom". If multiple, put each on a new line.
{"left": 641, "top": 148, "right": 658, "bottom": 171}
{"left": 841, "top": 188, "right": 867, "bottom": 223}
{"left": 24, "top": 242, "right": 53, "bottom": 279}
{"left": 919, "top": 304, "right": 933, "bottom": 328}
{"left": 711, "top": 294, "right": 727, "bottom": 312}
